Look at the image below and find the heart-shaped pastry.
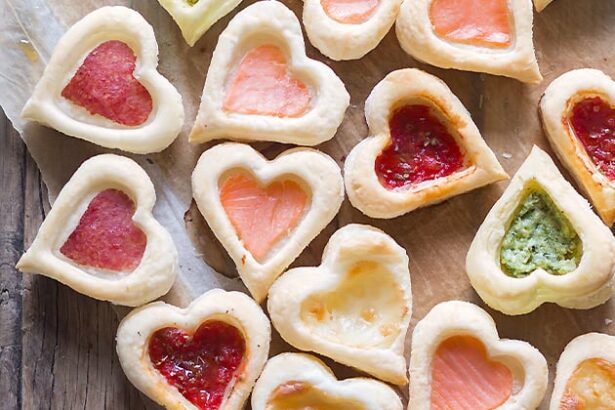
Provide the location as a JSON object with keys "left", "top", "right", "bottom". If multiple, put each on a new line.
{"left": 534, "top": 0, "right": 555, "bottom": 12}
{"left": 466, "top": 146, "right": 615, "bottom": 315}
{"left": 21, "top": 6, "right": 184, "bottom": 154}
{"left": 302, "top": 0, "right": 403, "bottom": 60}
{"left": 156, "top": 0, "right": 244, "bottom": 46}
{"left": 396, "top": 0, "right": 542, "bottom": 83}
{"left": 192, "top": 143, "right": 344, "bottom": 303}
{"left": 268, "top": 224, "right": 412, "bottom": 385}
{"left": 116, "top": 289, "right": 271, "bottom": 410}
{"left": 189, "top": 1, "right": 350, "bottom": 146}
{"left": 550, "top": 333, "right": 615, "bottom": 410}
{"left": 344, "top": 68, "right": 507, "bottom": 219}
{"left": 16, "top": 154, "right": 178, "bottom": 306}
{"left": 540, "top": 69, "right": 615, "bottom": 226}
{"left": 409, "top": 301, "right": 549, "bottom": 410}
{"left": 251, "top": 353, "right": 404, "bottom": 410}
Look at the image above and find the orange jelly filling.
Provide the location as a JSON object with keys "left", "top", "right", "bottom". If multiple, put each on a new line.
{"left": 321, "top": 0, "right": 379, "bottom": 24}
{"left": 267, "top": 381, "right": 366, "bottom": 410}
{"left": 560, "top": 358, "right": 615, "bottom": 410}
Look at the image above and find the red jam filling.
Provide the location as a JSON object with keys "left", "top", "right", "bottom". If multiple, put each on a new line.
{"left": 569, "top": 96, "right": 615, "bottom": 180}
{"left": 60, "top": 189, "right": 146, "bottom": 272}
{"left": 148, "top": 321, "right": 246, "bottom": 410}
{"left": 61, "top": 40, "right": 153, "bottom": 126}
{"left": 375, "top": 104, "right": 465, "bottom": 189}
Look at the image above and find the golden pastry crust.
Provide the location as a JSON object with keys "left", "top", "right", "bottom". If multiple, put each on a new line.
{"left": 189, "top": 1, "right": 349, "bottom": 146}
{"left": 540, "top": 68, "right": 615, "bottom": 226}
{"left": 396, "top": 0, "right": 542, "bottom": 83}
{"left": 466, "top": 146, "right": 615, "bottom": 315}
{"left": 409, "top": 301, "right": 548, "bottom": 410}
{"left": 344, "top": 68, "right": 507, "bottom": 219}
{"left": 21, "top": 6, "right": 184, "bottom": 154}
{"left": 251, "top": 353, "right": 404, "bottom": 410}
{"left": 116, "top": 289, "right": 271, "bottom": 410}
{"left": 16, "top": 154, "right": 178, "bottom": 306}
{"left": 268, "top": 224, "right": 412, "bottom": 385}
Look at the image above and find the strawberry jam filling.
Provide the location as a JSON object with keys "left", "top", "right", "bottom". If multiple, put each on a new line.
{"left": 569, "top": 96, "right": 615, "bottom": 180}
{"left": 148, "top": 321, "right": 246, "bottom": 410}
{"left": 61, "top": 40, "right": 153, "bottom": 126}
{"left": 375, "top": 104, "right": 465, "bottom": 189}
{"left": 60, "top": 189, "right": 146, "bottom": 272}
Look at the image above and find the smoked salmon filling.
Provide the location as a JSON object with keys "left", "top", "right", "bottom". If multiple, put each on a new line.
{"left": 267, "top": 381, "right": 367, "bottom": 410}
{"left": 429, "top": 0, "right": 513, "bottom": 48}
{"left": 560, "top": 358, "right": 615, "bottom": 409}
{"left": 321, "top": 0, "right": 379, "bottom": 24}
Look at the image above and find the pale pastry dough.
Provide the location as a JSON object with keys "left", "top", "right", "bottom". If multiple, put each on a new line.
{"left": 344, "top": 68, "right": 508, "bottom": 219}
{"left": 268, "top": 224, "right": 412, "bottom": 385}
{"left": 409, "top": 300, "right": 548, "bottom": 410}
{"left": 466, "top": 146, "right": 615, "bottom": 315}
{"left": 302, "top": 0, "right": 403, "bottom": 61}
{"left": 540, "top": 69, "right": 615, "bottom": 226}
{"left": 21, "top": 6, "right": 184, "bottom": 154}
{"left": 116, "top": 289, "right": 271, "bottom": 410}
{"left": 157, "top": 0, "right": 244, "bottom": 46}
{"left": 191, "top": 143, "right": 344, "bottom": 303}
{"left": 549, "top": 333, "right": 615, "bottom": 409}
{"left": 189, "top": 1, "right": 350, "bottom": 146}
{"left": 534, "top": 0, "right": 555, "bottom": 12}
{"left": 251, "top": 353, "right": 404, "bottom": 410}
{"left": 396, "top": 0, "right": 542, "bottom": 83}
{"left": 16, "top": 154, "right": 178, "bottom": 306}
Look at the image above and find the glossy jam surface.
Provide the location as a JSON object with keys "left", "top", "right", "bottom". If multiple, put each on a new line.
{"left": 223, "top": 45, "right": 311, "bottom": 118}
{"left": 431, "top": 336, "right": 513, "bottom": 410}
{"left": 430, "top": 0, "right": 512, "bottom": 48}
{"left": 321, "top": 0, "right": 379, "bottom": 24}
{"left": 61, "top": 41, "right": 153, "bottom": 126}
{"left": 148, "top": 321, "right": 246, "bottom": 410}
{"left": 60, "top": 189, "right": 146, "bottom": 272}
{"left": 500, "top": 187, "right": 582, "bottom": 278}
{"left": 219, "top": 173, "right": 308, "bottom": 262}
{"left": 267, "top": 381, "right": 367, "bottom": 410}
{"left": 375, "top": 104, "right": 465, "bottom": 189}
{"left": 569, "top": 96, "right": 615, "bottom": 180}
{"left": 560, "top": 358, "right": 615, "bottom": 410}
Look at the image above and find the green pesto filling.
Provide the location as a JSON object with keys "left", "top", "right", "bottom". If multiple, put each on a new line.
{"left": 499, "top": 187, "right": 582, "bottom": 278}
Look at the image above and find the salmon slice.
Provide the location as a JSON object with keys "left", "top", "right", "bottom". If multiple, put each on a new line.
{"left": 430, "top": 0, "right": 512, "bottom": 48}
{"left": 219, "top": 173, "right": 308, "bottom": 262}
{"left": 321, "top": 0, "right": 379, "bottom": 24}
{"left": 223, "top": 45, "right": 311, "bottom": 118}
{"left": 431, "top": 335, "right": 513, "bottom": 410}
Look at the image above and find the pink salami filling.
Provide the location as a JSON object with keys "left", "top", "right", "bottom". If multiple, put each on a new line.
{"left": 61, "top": 40, "right": 153, "bottom": 126}
{"left": 60, "top": 189, "right": 146, "bottom": 272}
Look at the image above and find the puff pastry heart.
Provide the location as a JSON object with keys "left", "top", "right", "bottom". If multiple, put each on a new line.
{"left": 409, "top": 300, "right": 548, "bottom": 410}
{"left": 302, "top": 0, "right": 403, "bottom": 61}
{"left": 191, "top": 143, "right": 344, "bottom": 303}
{"left": 189, "top": 0, "right": 350, "bottom": 146}
{"left": 396, "top": 0, "right": 542, "bottom": 83}
{"left": 21, "top": 6, "right": 184, "bottom": 154}
{"left": 466, "top": 146, "right": 615, "bottom": 315}
{"left": 251, "top": 353, "right": 404, "bottom": 410}
{"left": 268, "top": 224, "right": 412, "bottom": 385}
{"left": 540, "top": 69, "right": 615, "bottom": 226}
{"left": 16, "top": 154, "right": 178, "bottom": 306}
{"left": 344, "top": 68, "right": 507, "bottom": 219}
{"left": 550, "top": 333, "right": 615, "bottom": 409}
{"left": 534, "top": 0, "right": 555, "bottom": 12}
{"left": 116, "top": 289, "right": 271, "bottom": 410}
{"left": 157, "top": 0, "right": 244, "bottom": 46}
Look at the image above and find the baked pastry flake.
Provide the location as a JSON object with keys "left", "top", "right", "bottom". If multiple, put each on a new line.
{"left": 534, "top": 0, "right": 555, "bottom": 12}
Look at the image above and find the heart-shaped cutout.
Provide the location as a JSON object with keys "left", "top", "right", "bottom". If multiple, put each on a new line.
{"left": 223, "top": 45, "right": 311, "bottom": 118}
{"left": 16, "top": 154, "right": 178, "bottom": 306}
{"left": 251, "top": 353, "right": 403, "bottom": 410}
{"left": 21, "top": 6, "right": 184, "bottom": 153}
{"left": 409, "top": 301, "right": 548, "bottom": 410}
{"left": 192, "top": 143, "right": 344, "bottom": 303}
{"left": 345, "top": 68, "right": 507, "bottom": 218}
{"left": 321, "top": 0, "right": 379, "bottom": 24}
{"left": 117, "top": 289, "right": 271, "bottom": 410}
{"left": 219, "top": 173, "right": 308, "bottom": 262}
{"left": 268, "top": 224, "right": 412, "bottom": 385}
{"left": 189, "top": 1, "right": 349, "bottom": 146}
